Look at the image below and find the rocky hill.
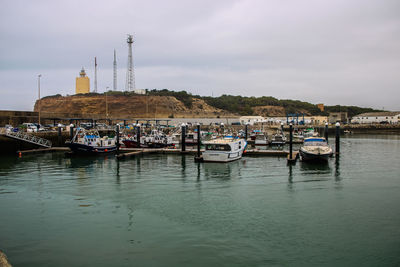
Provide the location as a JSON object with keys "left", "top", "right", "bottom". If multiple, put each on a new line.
{"left": 34, "top": 94, "right": 237, "bottom": 118}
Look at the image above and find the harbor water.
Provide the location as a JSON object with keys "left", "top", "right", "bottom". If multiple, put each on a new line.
{"left": 0, "top": 134, "right": 399, "bottom": 266}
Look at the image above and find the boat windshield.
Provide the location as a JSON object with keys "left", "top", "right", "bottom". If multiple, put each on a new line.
{"left": 304, "top": 141, "right": 327, "bottom": 146}
{"left": 206, "top": 144, "right": 231, "bottom": 151}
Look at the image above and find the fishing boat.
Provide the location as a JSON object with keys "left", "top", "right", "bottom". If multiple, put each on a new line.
{"left": 299, "top": 137, "right": 333, "bottom": 162}
{"left": 202, "top": 137, "right": 247, "bottom": 163}
{"left": 66, "top": 128, "right": 117, "bottom": 154}
{"left": 254, "top": 133, "right": 269, "bottom": 146}
{"left": 122, "top": 134, "right": 145, "bottom": 148}
{"left": 270, "top": 130, "right": 286, "bottom": 146}
{"left": 303, "top": 128, "right": 318, "bottom": 138}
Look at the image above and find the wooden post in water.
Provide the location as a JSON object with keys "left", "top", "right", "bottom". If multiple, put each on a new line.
{"left": 136, "top": 124, "right": 141, "bottom": 148}
{"left": 116, "top": 124, "right": 120, "bottom": 155}
{"left": 335, "top": 122, "right": 340, "bottom": 155}
{"left": 324, "top": 122, "right": 329, "bottom": 143}
{"left": 181, "top": 123, "right": 186, "bottom": 152}
{"left": 245, "top": 123, "right": 248, "bottom": 140}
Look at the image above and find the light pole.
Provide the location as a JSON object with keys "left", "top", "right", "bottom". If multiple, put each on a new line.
{"left": 105, "top": 87, "right": 109, "bottom": 119}
{"left": 38, "top": 74, "right": 42, "bottom": 126}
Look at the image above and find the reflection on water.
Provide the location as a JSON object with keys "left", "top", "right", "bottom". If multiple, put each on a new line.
{"left": 1, "top": 135, "right": 400, "bottom": 267}
{"left": 203, "top": 160, "right": 240, "bottom": 180}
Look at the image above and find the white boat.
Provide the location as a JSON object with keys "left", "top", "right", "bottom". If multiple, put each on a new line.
{"left": 254, "top": 133, "right": 268, "bottom": 145}
{"left": 303, "top": 128, "right": 318, "bottom": 138}
{"left": 300, "top": 137, "right": 333, "bottom": 162}
{"left": 66, "top": 128, "right": 117, "bottom": 154}
{"left": 270, "top": 130, "right": 286, "bottom": 146}
{"left": 202, "top": 137, "right": 247, "bottom": 162}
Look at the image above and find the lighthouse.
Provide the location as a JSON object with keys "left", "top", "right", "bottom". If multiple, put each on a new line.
{"left": 75, "top": 68, "right": 90, "bottom": 94}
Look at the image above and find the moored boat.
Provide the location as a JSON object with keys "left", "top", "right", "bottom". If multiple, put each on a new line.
{"left": 66, "top": 128, "right": 117, "bottom": 154}
{"left": 299, "top": 137, "right": 333, "bottom": 162}
{"left": 270, "top": 130, "right": 286, "bottom": 146}
{"left": 202, "top": 137, "right": 247, "bottom": 163}
{"left": 254, "top": 133, "right": 268, "bottom": 146}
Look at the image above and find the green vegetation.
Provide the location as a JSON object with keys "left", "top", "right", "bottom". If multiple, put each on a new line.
{"left": 148, "top": 89, "right": 193, "bottom": 108}
{"left": 324, "top": 105, "right": 381, "bottom": 118}
{"left": 40, "top": 89, "right": 382, "bottom": 117}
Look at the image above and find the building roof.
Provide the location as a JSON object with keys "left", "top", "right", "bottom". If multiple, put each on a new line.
{"left": 355, "top": 112, "right": 400, "bottom": 117}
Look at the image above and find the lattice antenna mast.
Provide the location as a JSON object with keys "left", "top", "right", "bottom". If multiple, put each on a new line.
{"left": 125, "top": 34, "right": 136, "bottom": 91}
{"left": 113, "top": 49, "right": 117, "bottom": 91}
{"left": 94, "top": 57, "right": 98, "bottom": 93}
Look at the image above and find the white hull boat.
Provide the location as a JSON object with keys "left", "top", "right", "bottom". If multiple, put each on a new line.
{"left": 300, "top": 137, "right": 333, "bottom": 162}
{"left": 202, "top": 137, "right": 247, "bottom": 163}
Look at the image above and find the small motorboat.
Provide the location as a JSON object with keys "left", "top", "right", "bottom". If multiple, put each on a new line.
{"left": 270, "top": 130, "right": 286, "bottom": 146}
{"left": 299, "top": 137, "right": 333, "bottom": 162}
{"left": 202, "top": 137, "right": 247, "bottom": 162}
{"left": 254, "top": 133, "right": 269, "bottom": 146}
{"left": 66, "top": 128, "right": 117, "bottom": 154}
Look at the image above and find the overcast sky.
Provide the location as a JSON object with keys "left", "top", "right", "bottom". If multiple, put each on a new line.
{"left": 1, "top": 0, "right": 399, "bottom": 111}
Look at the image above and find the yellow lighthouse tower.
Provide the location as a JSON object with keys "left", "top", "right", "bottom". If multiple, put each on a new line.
{"left": 75, "top": 68, "right": 90, "bottom": 94}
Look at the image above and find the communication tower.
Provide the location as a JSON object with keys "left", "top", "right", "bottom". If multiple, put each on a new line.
{"left": 125, "top": 34, "right": 136, "bottom": 91}
{"left": 113, "top": 49, "right": 117, "bottom": 91}
{"left": 94, "top": 57, "right": 98, "bottom": 93}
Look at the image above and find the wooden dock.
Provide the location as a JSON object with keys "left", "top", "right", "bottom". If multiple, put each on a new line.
{"left": 17, "top": 147, "right": 70, "bottom": 156}
{"left": 16, "top": 146, "right": 300, "bottom": 160}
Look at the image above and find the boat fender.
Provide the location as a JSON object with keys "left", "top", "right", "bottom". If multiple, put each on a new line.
{"left": 105, "top": 149, "right": 108, "bottom": 152}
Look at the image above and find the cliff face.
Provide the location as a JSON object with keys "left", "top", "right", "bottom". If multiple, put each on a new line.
{"left": 34, "top": 95, "right": 236, "bottom": 118}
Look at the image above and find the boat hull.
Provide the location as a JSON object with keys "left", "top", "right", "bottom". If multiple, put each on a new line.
{"left": 66, "top": 142, "right": 117, "bottom": 154}
{"left": 300, "top": 149, "right": 331, "bottom": 162}
{"left": 202, "top": 150, "right": 244, "bottom": 163}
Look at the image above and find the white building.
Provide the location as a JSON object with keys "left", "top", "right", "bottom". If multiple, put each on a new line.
{"left": 239, "top": 116, "right": 265, "bottom": 125}
{"left": 134, "top": 89, "right": 146, "bottom": 95}
{"left": 351, "top": 112, "right": 400, "bottom": 124}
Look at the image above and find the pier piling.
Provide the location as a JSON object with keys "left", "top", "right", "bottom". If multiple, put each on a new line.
{"left": 69, "top": 124, "right": 74, "bottom": 140}
{"left": 136, "top": 124, "right": 141, "bottom": 148}
{"left": 287, "top": 123, "right": 297, "bottom": 164}
{"left": 57, "top": 124, "right": 62, "bottom": 146}
{"left": 195, "top": 123, "right": 203, "bottom": 162}
{"left": 116, "top": 124, "right": 120, "bottom": 155}
{"left": 181, "top": 123, "right": 186, "bottom": 152}
{"left": 245, "top": 123, "right": 248, "bottom": 141}
{"left": 325, "top": 122, "right": 329, "bottom": 143}
{"left": 335, "top": 122, "right": 340, "bottom": 155}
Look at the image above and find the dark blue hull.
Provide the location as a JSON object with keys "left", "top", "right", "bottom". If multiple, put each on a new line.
{"left": 66, "top": 142, "right": 117, "bottom": 154}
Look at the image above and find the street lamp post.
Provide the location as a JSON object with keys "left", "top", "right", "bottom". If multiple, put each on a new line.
{"left": 38, "top": 74, "right": 42, "bottom": 126}
{"left": 106, "top": 87, "right": 109, "bottom": 119}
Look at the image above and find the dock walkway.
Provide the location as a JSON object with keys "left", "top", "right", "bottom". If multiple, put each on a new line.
{"left": 0, "top": 128, "right": 52, "bottom": 148}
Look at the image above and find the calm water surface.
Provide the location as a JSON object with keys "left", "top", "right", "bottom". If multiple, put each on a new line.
{"left": 1, "top": 135, "right": 399, "bottom": 266}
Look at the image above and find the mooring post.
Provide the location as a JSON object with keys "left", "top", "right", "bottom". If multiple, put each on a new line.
{"left": 57, "top": 124, "right": 62, "bottom": 146}
{"left": 69, "top": 124, "right": 74, "bottom": 141}
{"left": 289, "top": 123, "right": 293, "bottom": 160}
{"left": 197, "top": 123, "right": 201, "bottom": 158}
{"left": 325, "top": 122, "right": 329, "bottom": 143}
{"left": 116, "top": 124, "right": 120, "bottom": 155}
{"left": 136, "top": 123, "right": 141, "bottom": 148}
{"left": 181, "top": 123, "right": 186, "bottom": 152}
{"left": 335, "top": 122, "right": 340, "bottom": 155}
{"left": 245, "top": 123, "right": 248, "bottom": 140}
{"left": 221, "top": 122, "right": 224, "bottom": 135}
{"left": 281, "top": 122, "right": 284, "bottom": 133}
